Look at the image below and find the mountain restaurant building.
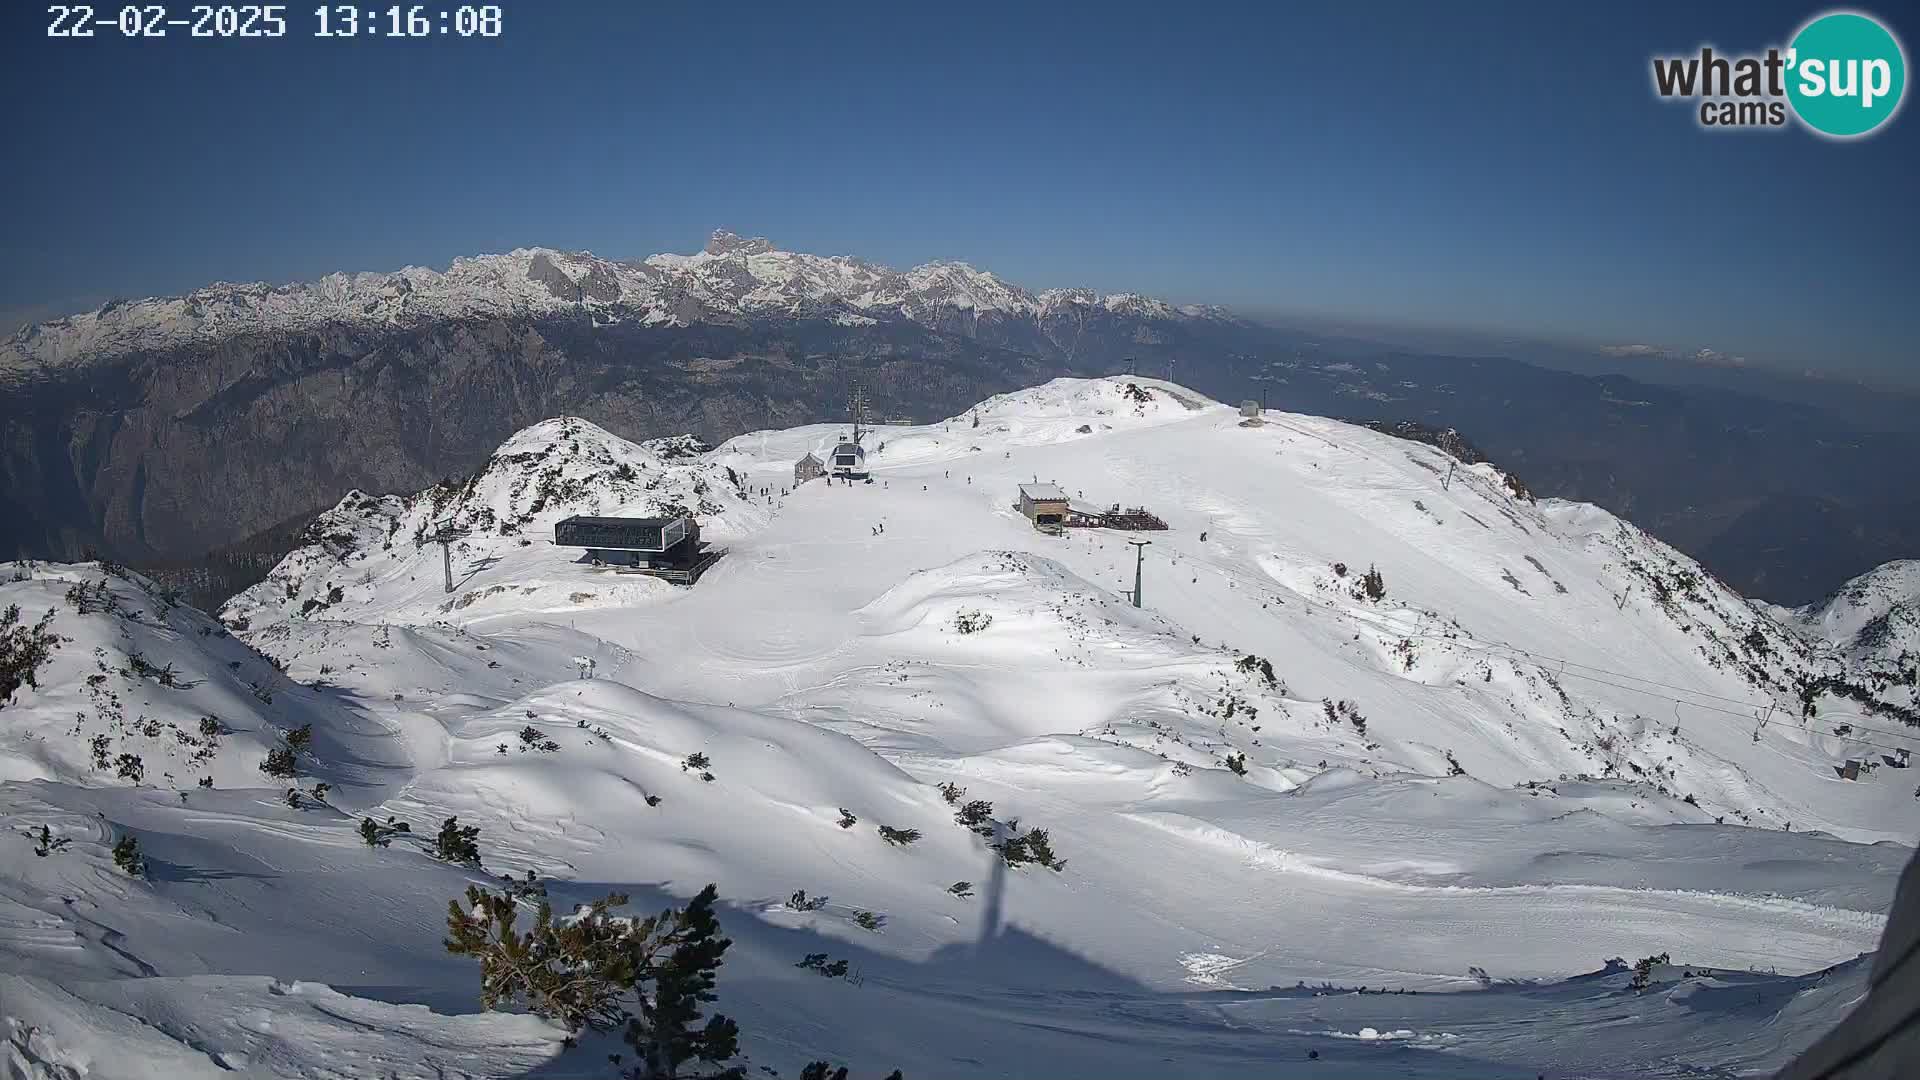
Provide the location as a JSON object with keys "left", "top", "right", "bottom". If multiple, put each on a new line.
{"left": 1018, "top": 483, "right": 1070, "bottom": 527}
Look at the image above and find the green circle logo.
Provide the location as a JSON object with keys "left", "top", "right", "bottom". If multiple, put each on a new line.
{"left": 1787, "top": 11, "right": 1907, "bottom": 137}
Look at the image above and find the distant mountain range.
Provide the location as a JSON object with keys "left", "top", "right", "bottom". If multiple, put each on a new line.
{"left": 2, "top": 229, "right": 1913, "bottom": 606}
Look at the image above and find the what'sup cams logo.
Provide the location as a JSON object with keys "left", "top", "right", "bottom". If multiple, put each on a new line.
{"left": 1651, "top": 9, "right": 1906, "bottom": 137}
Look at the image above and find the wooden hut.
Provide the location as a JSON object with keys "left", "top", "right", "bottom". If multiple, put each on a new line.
{"left": 794, "top": 452, "right": 826, "bottom": 486}
{"left": 1018, "top": 482, "right": 1070, "bottom": 527}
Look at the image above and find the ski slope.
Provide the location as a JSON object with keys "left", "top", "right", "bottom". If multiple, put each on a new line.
{"left": 3, "top": 377, "right": 1914, "bottom": 1078}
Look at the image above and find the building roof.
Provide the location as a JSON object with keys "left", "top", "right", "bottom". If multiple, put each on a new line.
{"left": 557, "top": 514, "right": 684, "bottom": 528}
{"left": 1020, "top": 482, "right": 1068, "bottom": 501}
{"left": 1068, "top": 498, "right": 1105, "bottom": 518}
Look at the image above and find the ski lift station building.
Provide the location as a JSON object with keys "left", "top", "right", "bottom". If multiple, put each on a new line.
{"left": 830, "top": 436, "right": 868, "bottom": 478}
{"left": 552, "top": 514, "right": 723, "bottom": 586}
{"left": 1019, "top": 482, "right": 1071, "bottom": 527}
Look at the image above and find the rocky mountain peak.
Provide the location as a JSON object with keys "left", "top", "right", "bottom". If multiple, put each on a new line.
{"left": 705, "top": 230, "right": 775, "bottom": 257}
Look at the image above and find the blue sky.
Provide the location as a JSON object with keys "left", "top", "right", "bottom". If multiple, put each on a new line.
{"left": 2, "top": 1, "right": 1914, "bottom": 381}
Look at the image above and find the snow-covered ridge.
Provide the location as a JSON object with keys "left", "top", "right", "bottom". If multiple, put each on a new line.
{"left": 228, "top": 376, "right": 1918, "bottom": 842}
{"left": 3, "top": 376, "right": 1916, "bottom": 1078}
{"left": 1785, "top": 559, "right": 1920, "bottom": 663}
{"left": 220, "top": 416, "right": 769, "bottom": 629}
{"left": 0, "top": 230, "right": 1237, "bottom": 374}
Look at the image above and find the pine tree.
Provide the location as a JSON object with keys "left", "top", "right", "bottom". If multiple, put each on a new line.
{"left": 1630, "top": 951, "right": 1670, "bottom": 992}
{"left": 260, "top": 747, "right": 298, "bottom": 778}
{"left": 446, "top": 882, "right": 746, "bottom": 1078}
{"left": 622, "top": 885, "right": 744, "bottom": 1079}
{"left": 953, "top": 800, "right": 994, "bottom": 834}
{"left": 0, "top": 604, "right": 61, "bottom": 707}
{"left": 432, "top": 816, "right": 482, "bottom": 865}
{"left": 877, "top": 825, "right": 920, "bottom": 846}
{"left": 112, "top": 834, "right": 145, "bottom": 876}
{"left": 1018, "top": 828, "right": 1067, "bottom": 872}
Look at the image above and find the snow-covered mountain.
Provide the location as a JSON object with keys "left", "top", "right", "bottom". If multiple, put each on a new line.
{"left": 1783, "top": 559, "right": 1920, "bottom": 665}
{"left": 3, "top": 377, "right": 1914, "bottom": 1078}
{"left": 0, "top": 231, "right": 1234, "bottom": 376}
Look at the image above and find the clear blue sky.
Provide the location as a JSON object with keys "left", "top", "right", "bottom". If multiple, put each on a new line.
{"left": 2, "top": 1, "right": 1914, "bottom": 381}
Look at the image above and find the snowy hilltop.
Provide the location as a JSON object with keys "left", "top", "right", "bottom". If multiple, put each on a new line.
{"left": 2, "top": 377, "right": 1914, "bottom": 1078}
{"left": 0, "top": 231, "right": 1235, "bottom": 376}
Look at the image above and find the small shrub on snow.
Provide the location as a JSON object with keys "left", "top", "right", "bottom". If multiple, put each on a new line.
{"left": 63, "top": 579, "right": 113, "bottom": 615}
{"left": 877, "top": 825, "right": 921, "bottom": 846}
{"left": 952, "top": 610, "right": 993, "bottom": 635}
{"left": 852, "top": 910, "right": 884, "bottom": 931}
{"left": 1018, "top": 828, "right": 1066, "bottom": 871}
{"left": 788, "top": 889, "right": 829, "bottom": 912}
{"left": 801, "top": 1068, "right": 903, "bottom": 1080}
{"left": 31, "top": 825, "right": 71, "bottom": 857}
{"left": 796, "top": 953, "right": 850, "bottom": 979}
{"left": 359, "top": 816, "right": 411, "bottom": 847}
{"left": 516, "top": 725, "right": 560, "bottom": 753}
{"left": 682, "top": 752, "right": 711, "bottom": 772}
{"left": 953, "top": 799, "right": 995, "bottom": 834}
{"left": 1234, "top": 654, "right": 1278, "bottom": 689}
{"left": 937, "top": 781, "right": 966, "bottom": 805}
{"left": 114, "top": 752, "right": 145, "bottom": 782}
{"left": 996, "top": 827, "right": 1067, "bottom": 872}
{"left": 1630, "top": 952, "right": 1671, "bottom": 992}
{"left": 499, "top": 869, "right": 547, "bottom": 902}
{"left": 285, "top": 723, "right": 314, "bottom": 753}
{"left": 1445, "top": 751, "right": 1467, "bottom": 777}
{"left": 112, "top": 834, "right": 145, "bottom": 876}
{"left": 1224, "top": 751, "right": 1247, "bottom": 776}
{"left": 947, "top": 880, "right": 974, "bottom": 899}
{"left": 432, "top": 816, "right": 482, "bottom": 865}
{"left": 260, "top": 747, "right": 298, "bottom": 779}
{"left": 836, "top": 808, "right": 858, "bottom": 829}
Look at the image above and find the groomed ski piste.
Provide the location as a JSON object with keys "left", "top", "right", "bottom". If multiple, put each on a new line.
{"left": 3, "top": 377, "right": 1915, "bottom": 1078}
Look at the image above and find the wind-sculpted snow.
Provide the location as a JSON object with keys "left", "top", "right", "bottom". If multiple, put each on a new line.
{"left": 1, "top": 377, "right": 1913, "bottom": 1077}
